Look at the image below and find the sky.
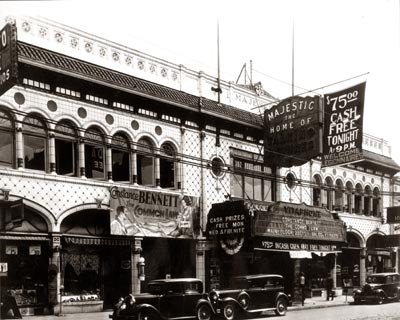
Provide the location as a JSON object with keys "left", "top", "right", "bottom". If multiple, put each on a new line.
{"left": 1, "top": 0, "right": 400, "bottom": 161}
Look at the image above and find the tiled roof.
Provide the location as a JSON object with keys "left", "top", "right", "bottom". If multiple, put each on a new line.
{"left": 17, "top": 42, "right": 263, "bottom": 128}
{"left": 361, "top": 149, "right": 400, "bottom": 173}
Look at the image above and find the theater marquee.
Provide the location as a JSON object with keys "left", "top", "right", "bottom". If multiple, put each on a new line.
{"left": 0, "top": 23, "right": 18, "bottom": 97}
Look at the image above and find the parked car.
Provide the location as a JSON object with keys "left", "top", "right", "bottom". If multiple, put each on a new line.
{"left": 209, "top": 274, "right": 290, "bottom": 319}
{"left": 110, "top": 278, "right": 214, "bottom": 320}
{"left": 353, "top": 272, "right": 400, "bottom": 304}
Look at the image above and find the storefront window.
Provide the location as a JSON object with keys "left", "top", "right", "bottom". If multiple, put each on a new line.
{"left": 112, "top": 133, "right": 130, "bottom": 182}
{"left": 84, "top": 127, "right": 105, "bottom": 180}
{"left": 23, "top": 114, "right": 47, "bottom": 171}
{"left": 0, "top": 108, "right": 14, "bottom": 167}
{"left": 55, "top": 120, "right": 77, "bottom": 176}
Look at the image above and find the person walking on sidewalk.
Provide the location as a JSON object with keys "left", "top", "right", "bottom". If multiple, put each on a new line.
{"left": 300, "top": 272, "right": 306, "bottom": 306}
{"left": 326, "top": 274, "right": 334, "bottom": 301}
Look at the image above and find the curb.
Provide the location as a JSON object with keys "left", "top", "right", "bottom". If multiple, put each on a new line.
{"left": 289, "top": 301, "right": 350, "bottom": 311}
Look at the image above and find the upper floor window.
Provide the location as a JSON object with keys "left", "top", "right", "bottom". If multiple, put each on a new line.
{"left": 231, "top": 157, "right": 273, "bottom": 202}
{"left": 137, "top": 137, "right": 155, "bottom": 186}
{"left": 160, "top": 142, "right": 176, "bottom": 188}
{"left": 112, "top": 133, "right": 130, "bottom": 182}
{"left": 0, "top": 108, "right": 14, "bottom": 168}
{"left": 23, "top": 114, "right": 47, "bottom": 171}
{"left": 84, "top": 127, "right": 105, "bottom": 180}
{"left": 55, "top": 120, "right": 78, "bottom": 176}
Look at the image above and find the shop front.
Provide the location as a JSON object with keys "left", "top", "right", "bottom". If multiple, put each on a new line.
{"left": 206, "top": 200, "right": 346, "bottom": 301}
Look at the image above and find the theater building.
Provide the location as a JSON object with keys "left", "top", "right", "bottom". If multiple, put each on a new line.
{"left": 0, "top": 15, "right": 399, "bottom": 316}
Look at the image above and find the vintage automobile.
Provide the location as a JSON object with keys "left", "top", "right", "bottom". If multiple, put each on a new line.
{"left": 209, "top": 274, "right": 290, "bottom": 319}
{"left": 353, "top": 272, "right": 400, "bottom": 304}
{"left": 110, "top": 278, "right": 214, "bottom": 320}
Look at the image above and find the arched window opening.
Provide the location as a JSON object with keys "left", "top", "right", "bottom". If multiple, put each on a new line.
{"left": 334, "top": 180, "right": 344, "bottom": 211}
{"left": 160, "top": 142, "right": 176, "bottom": 188}
{"left": 112, "top": 133, "right": 130, "bottom": 182}
{"left": 84, "top": 127, "right": 105, "bottom": 180}
{"left": 372, "top": 187, "right": 381, "bottom": 217}
{"left": 23, "top": 114, "right": 47, "bottom": 171}
{"left": 55, "top": 120, "right": 78, "bottom": 176}
{"left": 354, "top": 183, "right": 363, "bottom": 214}
{"left": 312, "top": 175, "right": 322, "bottom": 207}
{"left": 0, "top": 108, "right": 15, "bottom": 167}
{"left": 324, "top": 177, "right": 334, "bottom": 210}
{"left": 364, "top": 186, "right": 372, "bottom": 216}
{"left": 137, "top": 137, "right": 155, "bottom": 186}
{"left": 345, "top": 181, "right": 354, "bottom": 213}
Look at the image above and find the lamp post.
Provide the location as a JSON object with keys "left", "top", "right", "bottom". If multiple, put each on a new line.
{"left": 138, "top": 257, "right": 145, "bottom": 281}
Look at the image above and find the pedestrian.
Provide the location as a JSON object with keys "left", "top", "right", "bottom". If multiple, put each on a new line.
{"left": 300, "top": 272, "right": 306, "bottom": 306}
{"left": 325, "top": 274, "right": 334, "bottom": 301}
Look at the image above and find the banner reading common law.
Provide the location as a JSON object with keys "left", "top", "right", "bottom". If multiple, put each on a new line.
{"left": 109, "top": 186, "right": 200, "bottom": 238}
{"left": 322, "top": 82, "right": 366, "bottom": 167}
{"left": 264, "top": 95, "right": 322, "bottom": 167}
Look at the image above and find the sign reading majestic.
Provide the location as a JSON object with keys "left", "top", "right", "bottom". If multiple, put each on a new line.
{"left": 109, "top": 187, "right": 200, "bottom": 239}
{"left": 253, "top": 202, "right": 346, "bottom": 251}
{"left": 386, "top": 206, "right": 400, "bottom": 224}
{"left": 0, "top": 23, "right": 18, "bottom": 97}
{"left": 264, "top": 95, "right": 322, "bottom": 167}
{"left": 322, "top": 82, "right": 366, "bottom": 167}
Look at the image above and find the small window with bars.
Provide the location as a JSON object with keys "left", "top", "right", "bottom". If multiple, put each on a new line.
{"left": 23, "top": 78, "right": 50, "bottom": 91}
{"left": 56, "top": 87, "right": 81, "bottom": 98}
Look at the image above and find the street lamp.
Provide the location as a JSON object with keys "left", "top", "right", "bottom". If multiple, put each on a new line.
{"left": 138, "top": 257, "right": 145, "bottom": 281}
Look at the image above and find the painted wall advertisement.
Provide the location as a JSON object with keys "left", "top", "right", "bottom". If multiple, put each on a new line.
{"left": 254, "top": 201, "right": 346, "bottom": 252}
{"left": 109, "top": 186, "right": 200, "bottom": 238}
{"left": 322, "top": 82, "right": 366, "bottom": 167}
{"left": 0, "top": 23, "right": 18, "bottom": 97}
{"left": 264, "top": 95, "right": 322, "bottom": 167}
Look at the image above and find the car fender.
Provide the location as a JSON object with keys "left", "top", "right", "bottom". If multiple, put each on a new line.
{"left": 373, "top": 289, "right": 387, "bottom": 298}
{"left": 220, "top": 296, "right": 243, "bottom": 310}
{"left": 136, "top": 303, "right": 163, "bottom": 318}
{"left": 274, "top": 292, "right": 289, "bottom": 304}
{"left": 196, "top": 298, "right": 217, "bottom": 314}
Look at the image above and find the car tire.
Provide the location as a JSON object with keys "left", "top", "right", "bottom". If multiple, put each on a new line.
{"left": 197, "top": 304, "right": 212, "bottom": 320}
{"left": 138, "top": 310, "right": 153, "bottom": 320}
{"left": 353, "top": 298, "right": 360, "bottom": 305}
{"left": 274, "top": 297, "right": 288, "bottom": 316}
{"left": 223, "top": 303, "right": 236, "bottom": 320}
{"left": 377, "top": 293, "right": 385, "bottom": 305}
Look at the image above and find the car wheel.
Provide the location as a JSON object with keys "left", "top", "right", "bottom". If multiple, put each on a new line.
{"left": 223, "top": 303, "right": 236, "bottom": 320}
{"left": 397, "top": 291, "right": 400, "bottom": 302}
{"left": 138, "top": 310, "right": 153, "bottom": 320}
{"left": 197, "top": 304, "right": 212, "bottom": 320}
{"left": 274, "top": 297, "right": 288, "bottom": 316}
{"left": 377, "top": 293, "right": 385, "bottom": 305}
{"left": 353, "top": 298, "right": 360, "bottom": 305}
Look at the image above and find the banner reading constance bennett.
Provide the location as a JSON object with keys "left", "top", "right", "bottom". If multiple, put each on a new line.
{"left": 264, "top": 95, "right": 322, "bottom": 167}
{"left": 109, "top": 186, "right": 200, "bottom": 238}
{"left": 322, "top": 82, "right": 366, "bottom": 167}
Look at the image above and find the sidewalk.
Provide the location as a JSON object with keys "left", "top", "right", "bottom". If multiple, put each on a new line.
{"left": 22, "top": 295, "right": 353, "bottom": 319}
{"left": 290, "top": 293, "right": 352, "bottom": 311}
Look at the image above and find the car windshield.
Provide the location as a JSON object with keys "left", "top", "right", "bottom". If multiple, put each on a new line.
{"left": 366, "top": 276, "right": 386, "bottom": 284}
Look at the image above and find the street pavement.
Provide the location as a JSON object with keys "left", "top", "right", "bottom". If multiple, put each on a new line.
{"left": 22, "top": 294, "right": 352, "bottom": 319}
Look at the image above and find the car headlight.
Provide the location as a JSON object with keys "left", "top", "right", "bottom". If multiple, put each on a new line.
{"left": 209, "top": 291, "right": 219, "bottom": 303}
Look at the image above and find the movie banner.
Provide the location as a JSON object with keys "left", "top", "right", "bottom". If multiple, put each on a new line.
{"left": 322, "top": 82, "right": 366, "bottom": 167}
{"left": 264, "top": 95, "right": 322, "bottom": 167}
{"left": 109, "top": 186, "right": 200, "bottom": 238}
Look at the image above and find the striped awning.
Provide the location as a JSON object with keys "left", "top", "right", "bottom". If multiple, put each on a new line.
{"left": 63, "top": 236, "right": 131, "bottom": 246}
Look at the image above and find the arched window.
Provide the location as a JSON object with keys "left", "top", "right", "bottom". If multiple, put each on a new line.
{"left": 23, "top": 114, "right": 47, "bottom": 171}
{"left": 313, "top": 175, "right": 322, "bottom": 207}
{"left": 160, "top": 142, "right": 176, "bottom": 188}
{"left": 324, "top": 177, "right": 334, "bottom": 210}
{"left": 345, "top": 181, "right": 354, "bottom": 213}
{"left": 334, "top": 180, "right": 344, "bottom": 211}
{"left": 137, "top": 137, "right": 155, "bottom": 186}
{"left": 112, "top": 132, "right": 130, "bottom": 182}
{"left": 354, "top": 183, "right": 363, "bottom": 214}
{"left": 55, "top": 120, "right": 78, "bottom": 176}
{"left": 364, "top": 186, "right": 372, "bottom": 216}
{"left": 84, "top": 127, "right": 105, "bottom": 180}
{"left": 372, "top": 187, "right": 381, "bottom": 217}
{"left": 0, "top": 108, "right": 15, "bottom": 167}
